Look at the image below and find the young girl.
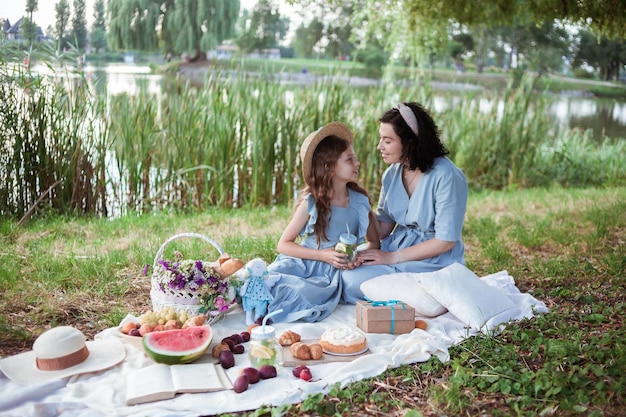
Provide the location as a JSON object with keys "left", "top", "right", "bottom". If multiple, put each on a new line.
{"left": 265, "top": 122, "right": 379, "bottom": 323}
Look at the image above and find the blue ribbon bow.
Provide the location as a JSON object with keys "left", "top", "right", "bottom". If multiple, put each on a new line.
{"left": 363, "top": 297, "right": 406, "bottom": 334}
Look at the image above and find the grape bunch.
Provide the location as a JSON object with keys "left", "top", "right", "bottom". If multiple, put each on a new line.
{"left": 139, "top": 307, "right": 189, "bottom": 327}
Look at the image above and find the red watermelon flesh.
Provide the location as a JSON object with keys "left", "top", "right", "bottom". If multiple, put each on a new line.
{"left": 143, "top": 325, "right": 212, "bottom": 364}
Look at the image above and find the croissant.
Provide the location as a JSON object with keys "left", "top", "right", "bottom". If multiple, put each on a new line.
{"left": 279, "top": 330, "right": 301, "bottom": 346}
{"left": 308, "top": 343, "right": 323, "bottom": 360}
{"left": 290, "top": 341, "right": 311, "bottom": 360}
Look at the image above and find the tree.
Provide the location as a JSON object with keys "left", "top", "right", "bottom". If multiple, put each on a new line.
{"left": 90, "top": 0, "right": 107, "bottom": 52}
{"left": 107, "top": 0, "right": 240, "bottom": 58}
{"left": 70, "top": 0, "right": 88, "bottom": 51}
{"left": 292, "top": 18, "right": 323, "bottom": 58}
{"left": 574, "top": 31, "right": 626, "bottom": 81}
{"left": 301, "top": 0, "right": 626, "bottom": 64}
{"left": 513, "top": 21, "right": 570, "bottom": 74}
{"left": 236, "top": 0, "right": 288, "bottom": 54}
{"left": 21, "top": 0, "right": 39, "bottom": 45}
{"left": 107, "top": 0, "right": 162, "bottom": 52}
{"left": 287, "top": 0, "right": 360, "bottom": 60}
{"left": 324, "top": 2, "right": 356, "bottom": 59}
{"left": 54, "top": 0, "right": 71, "bottom": 50}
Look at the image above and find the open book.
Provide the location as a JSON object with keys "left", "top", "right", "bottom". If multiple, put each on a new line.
{"left": 126, "top": 362, "right": 232, "bottom": 405}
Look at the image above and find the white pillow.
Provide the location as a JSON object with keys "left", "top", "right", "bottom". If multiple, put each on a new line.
{"left": 415, "top": 263, "right": 517, "bottom": 331}
{"left": 360, "top": 273, "right": 448, "bottom": 317}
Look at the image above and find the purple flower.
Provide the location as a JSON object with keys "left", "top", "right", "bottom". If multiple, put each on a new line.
{"left": 142, "top": 264, "right": 149, "bottom": 275}
{"left": 158, "top": 260, "right": 170, "bottom": 271}
{"left": 214, "top": 295, "right": 228, "bottom": 312}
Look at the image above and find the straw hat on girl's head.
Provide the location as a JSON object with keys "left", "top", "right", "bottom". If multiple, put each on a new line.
{"left": 0, "top": 326, "right": 125, "bottom": 385}
{"left": 300, "top": 122, "right": 353, "bottom": 184}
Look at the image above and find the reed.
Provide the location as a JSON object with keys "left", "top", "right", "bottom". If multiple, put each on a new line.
{"left": 0, "top": 61, "right": 107, "bottom": 219}
{"left": 1, "top": 60, "right": 625, "bottom": 220}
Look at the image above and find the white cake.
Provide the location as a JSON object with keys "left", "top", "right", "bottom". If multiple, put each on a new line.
{"left": 319, "top": 327, "right": 367, "bottom": 354}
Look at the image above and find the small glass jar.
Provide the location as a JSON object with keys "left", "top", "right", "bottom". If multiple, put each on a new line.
{"left": 249, "top": 325, "right": 283, "bottom": 368}
{"left": 336, "top": 232, "right": 358, "bottom": 262}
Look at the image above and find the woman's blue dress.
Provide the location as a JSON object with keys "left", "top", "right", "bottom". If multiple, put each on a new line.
{"left": 266, "top": 189, "right": 371, "bottom": 323}
{"left": 342, "top": 157, "right": 468, "bottom": 303}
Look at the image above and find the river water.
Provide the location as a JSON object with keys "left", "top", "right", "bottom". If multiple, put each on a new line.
{"left": 64, "top": 63, "right": 626, "bottom": 141}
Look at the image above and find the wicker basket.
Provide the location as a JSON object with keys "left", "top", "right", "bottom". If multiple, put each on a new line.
{"left": 150, "top": 233, "right": 233, "bottom": 322}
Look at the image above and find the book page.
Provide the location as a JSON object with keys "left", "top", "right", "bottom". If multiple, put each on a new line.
{"left": 170, "top": 363, "right": 225, "bottom": 393}
{"left": 126, "top": 364, "right": 174, "bottom": 405}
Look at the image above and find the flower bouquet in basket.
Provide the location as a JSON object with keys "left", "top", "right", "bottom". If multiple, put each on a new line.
{"left": 149, "top": 233, "right": 244, "bottom": 323}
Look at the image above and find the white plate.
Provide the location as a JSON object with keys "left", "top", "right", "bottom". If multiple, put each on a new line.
{"left": 117, "top": 328, "right": 145, "bottom": 351}
{"left": 322, "top": 346, "right": 369, "bottom": 356}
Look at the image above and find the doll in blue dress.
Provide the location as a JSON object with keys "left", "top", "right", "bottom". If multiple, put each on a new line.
{"left": 238, "top": 258, "right": 279, "bottom": 325}
{"left": 265, "top": 122, "right": 379, "bottom": 323}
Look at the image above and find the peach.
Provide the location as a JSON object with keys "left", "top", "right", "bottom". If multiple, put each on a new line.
{"left": 138, "top": 323, "right": 153, "bottom": 336}
{"left": 121, "top": 321, "right": 138, "bottom": 334}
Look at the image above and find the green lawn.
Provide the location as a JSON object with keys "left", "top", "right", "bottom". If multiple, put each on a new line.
{"left": 1, "top": 186, "right": 624, "bottom": 416}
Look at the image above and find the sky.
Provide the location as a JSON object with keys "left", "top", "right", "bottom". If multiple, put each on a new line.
{"left": 2, "top": 0, "right": 287, "bottom": 32}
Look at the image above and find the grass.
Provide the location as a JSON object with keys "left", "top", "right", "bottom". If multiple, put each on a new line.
{"left": 182, "top": 57, "right": 626, "bottom": 99}
{"left": 1, "top": 186, "right": 624, "bottom": 416}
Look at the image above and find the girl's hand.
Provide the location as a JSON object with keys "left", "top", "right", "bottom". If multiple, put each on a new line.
{"left": 321, "top": 248, "right": 350, "bottom": 269}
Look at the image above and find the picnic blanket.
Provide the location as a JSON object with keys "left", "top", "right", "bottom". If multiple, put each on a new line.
{"left": 0, "top": 266, "right": 548, "bottom": 417}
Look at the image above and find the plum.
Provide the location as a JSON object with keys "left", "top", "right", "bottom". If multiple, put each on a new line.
{"left": 219, "top": 350, "right": 235, "bottom": 369}
{"left": 292, "top": 365, "right": 308, "bottom": 378}
{"left": 299, "top": 367, "right": 312, "bottom": 381}
{"left": 258, "top": 365, "right": 277, "bottom": 379}
{"left": 233, "top": 374, "right": 249, "bottom": 393}
{"left": 241, "top": 367, "right": 261, "bottom": 384}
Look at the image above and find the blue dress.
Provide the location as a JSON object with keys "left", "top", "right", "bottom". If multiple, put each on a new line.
{"left": 342, "top": 157, "right": 468, "bottom": 303}
{"left": 266, "top": 189, "right": 371, "bottom": 323}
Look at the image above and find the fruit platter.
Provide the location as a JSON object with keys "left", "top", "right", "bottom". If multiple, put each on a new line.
{"left": 118, "top": 307, "right": 209, "bottom": 355}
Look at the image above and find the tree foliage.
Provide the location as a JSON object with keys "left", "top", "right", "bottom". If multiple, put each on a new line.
{"left": 54, "top": 0, "right": 71, "bottom": 49}
{"left": 21, "top": 0, "right": 39, "bottom": 45}
{"left": 299, "top": 0, "right": 626, "bottom": 64}
{"left": 71, "top": 0, "right": 88, "bottom": 51}
{"left": 237, "top": 0, "right": 288, "bottom": 53}
{"left": 90, "top": 0, "right": 107, "bottom": 52}
{"left": 107, "top": 0, "right": 240, "bottom": 57}
{"left": 574, "top": 31, "right": 626, "bottom": 80}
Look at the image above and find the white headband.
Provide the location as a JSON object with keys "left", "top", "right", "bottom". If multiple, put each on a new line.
{"left": 395, "top": 103, "right": 418, "bottom": 136}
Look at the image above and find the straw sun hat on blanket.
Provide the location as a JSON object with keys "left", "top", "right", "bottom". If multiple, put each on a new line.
{"left": 0, "top": 326, "right": 125, "bottom": 385}
{"left": 300, "top": 122, "right": 354, "bottom": 185}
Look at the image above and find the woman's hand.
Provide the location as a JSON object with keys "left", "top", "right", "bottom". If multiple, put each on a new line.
{"left": 357, "top": 239, "right": 456, "bottom": 265}
{"left": 356, "top": 249, "right": 394, "bottom": 265}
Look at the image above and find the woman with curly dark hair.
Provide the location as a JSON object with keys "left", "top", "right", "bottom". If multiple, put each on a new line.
{"left": 342, "top": 102, "right": 468, "bottom": 304}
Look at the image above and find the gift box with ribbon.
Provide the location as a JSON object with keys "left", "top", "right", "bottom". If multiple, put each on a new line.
{"left": 356, "top": 298, "right": 416, "bottom": 334}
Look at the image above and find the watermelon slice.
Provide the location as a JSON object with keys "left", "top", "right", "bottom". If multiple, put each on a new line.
{"left": 142, "top": 325, "right": 213, "bottom": 364}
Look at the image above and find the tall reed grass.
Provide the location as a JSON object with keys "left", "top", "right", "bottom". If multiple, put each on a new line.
{"left": 1, "top": 58, "right": 624, "bottom": 220}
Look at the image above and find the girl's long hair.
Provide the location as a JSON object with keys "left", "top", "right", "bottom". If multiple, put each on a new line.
{"left": 297, "top": 135, "right": 369, "bottom": 246}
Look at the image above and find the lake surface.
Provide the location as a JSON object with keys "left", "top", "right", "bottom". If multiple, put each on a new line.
{"left": 48, "top": 63, "right": 626, "bottom": 141}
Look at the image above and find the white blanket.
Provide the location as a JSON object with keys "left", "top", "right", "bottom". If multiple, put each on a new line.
{"left": 0, "top": 270, "right": 548, "bottom": 417}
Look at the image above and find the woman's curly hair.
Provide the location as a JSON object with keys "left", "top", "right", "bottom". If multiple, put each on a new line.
{"left": 380, "top": 102, "right": 449, "bottom": 172}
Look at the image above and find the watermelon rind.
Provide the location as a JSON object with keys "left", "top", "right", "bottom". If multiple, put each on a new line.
{"left": 142, "top": 325, "right": 213, "bottom": 365}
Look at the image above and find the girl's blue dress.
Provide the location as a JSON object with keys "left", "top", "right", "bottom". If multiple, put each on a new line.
{"left": 342, "top": 157, "right": 468, "bottom": 303}
{"left": 266, "top": 189, "right": 371, "bottom": 323}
